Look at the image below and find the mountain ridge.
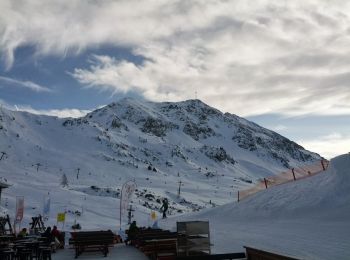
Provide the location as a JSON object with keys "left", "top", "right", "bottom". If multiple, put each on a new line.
{"left": 0, "top": 98, "right": 321, "bottom": 218}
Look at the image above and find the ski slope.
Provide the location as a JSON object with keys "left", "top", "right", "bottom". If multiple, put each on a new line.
{"left": 161, "top": 154, "right": 350, "bottom": 259}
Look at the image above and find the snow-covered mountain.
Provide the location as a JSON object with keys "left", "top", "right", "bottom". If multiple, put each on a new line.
{"left": 0, "top": 98, "right": 321, "bottom": 228}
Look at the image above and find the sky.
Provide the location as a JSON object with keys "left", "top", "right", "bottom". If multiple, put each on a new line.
{"left": 0, "top": 0, "right": 349, "bottom": 159}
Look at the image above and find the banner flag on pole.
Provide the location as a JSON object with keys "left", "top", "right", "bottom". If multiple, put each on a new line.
{"left": 119, "top": 180, "right": 137, "bottom": 229}
{"left": 43, "top": 196, "right": 51, "bottom": 220}
{"left": 15, "top": 196, "right": 24, "bottom": 222}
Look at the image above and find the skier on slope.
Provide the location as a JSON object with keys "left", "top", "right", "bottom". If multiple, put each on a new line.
{"left": 160, "top": 198, "right": 169, "bottom": 219}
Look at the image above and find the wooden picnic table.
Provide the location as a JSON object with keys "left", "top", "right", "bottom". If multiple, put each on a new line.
{"left": 69, "top": 230, "right": 115, "bottom": 258}
{"left": 132, "top": 229, "right": 178, "bottom": 259}
{"left": 0, "top": 235, "right": 55, "bottom": 259}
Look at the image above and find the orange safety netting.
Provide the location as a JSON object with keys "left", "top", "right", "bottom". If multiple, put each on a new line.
{"left": 238, "top": 160, "right": 329, "bottom": 202}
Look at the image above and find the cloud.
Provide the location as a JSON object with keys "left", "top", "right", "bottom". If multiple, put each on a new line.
{"left": 2, "top": 1, "right": 350, "bottom": 116}
{"left": 298, "top": 133, "right": 350, "bottom": 159}
{"left": 17, "top": 107, "right": 90, "bottom": 118}
{"left": 0, "top": 101, "right": 90, "bottom": 118}
{"left": 0, "top": 76, "right": 52, "bottom": 92}
{"left": 273, "top": 125, "right": 288, "bottom": 132}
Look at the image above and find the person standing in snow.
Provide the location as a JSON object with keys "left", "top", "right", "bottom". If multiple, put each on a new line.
{"left": 160, "top": 198, "right": 169, "bottom": 219}
{"left": 125, "top": 221, "right": 139, "bottom": 245}
{"left": 51, "top": 225, "right": 64, "bottom": 249}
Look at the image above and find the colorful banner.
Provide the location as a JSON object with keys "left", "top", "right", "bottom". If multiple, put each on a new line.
{"left": 15, "top": 196, "right": 24, "bottom": 222}
{"left": 119, "top": 180, "right": 137, "bottom": 228}
{"left": 57, "top": 213, "right": 66, "bottom": 222}
{"left": 120, "top": 180, "right": 137, "bottom": 215}
{"left": 43, "top": 196, "right": 51, "bottom": 220}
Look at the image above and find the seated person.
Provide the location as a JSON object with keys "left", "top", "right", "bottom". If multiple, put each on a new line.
{"left": 17, "top": 228, "right": 28, "bottom": 238}
{"left": 42, "top": 226, "right": 53, "bottom": 243}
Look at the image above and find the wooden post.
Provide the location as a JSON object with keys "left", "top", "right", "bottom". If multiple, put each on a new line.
{"left": 264, "top": 178, "right": 268, "bottom": 189}
{"left": 321, "top": 160, "right": 326, "bottom": 171}
{"left": 292, "top": 168, "right": 296, "bottom": 181}
{"left": 237, "top": 191, "right": 240, "bottom": 202}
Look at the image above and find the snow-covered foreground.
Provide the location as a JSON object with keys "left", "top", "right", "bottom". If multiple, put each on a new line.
{"left": 53, "top": 244, "right": 148, "bottom": 260}
{"left": 1, "top": 154, "right": 348, "bottom": 259}
{"left": 160, "top": 154, "right": 350, "bottom": 260}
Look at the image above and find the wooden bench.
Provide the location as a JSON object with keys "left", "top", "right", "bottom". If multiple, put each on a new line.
{"left": 244, "top": 246, "right": 300, "bottom": 260}
{"left": 141, "top": 239, "right": 177, "bottom": 260}
{"left": 131, "top": 230, "right": 178, "bottom": 260}
{"left": 132, "top": 230, "right": 176, "bottom": 247}
{"left": 69, "top": 231, "right": 115, "bottom": 258}
{"left": 138, "top": 232, "right": 177, "bottom": 242}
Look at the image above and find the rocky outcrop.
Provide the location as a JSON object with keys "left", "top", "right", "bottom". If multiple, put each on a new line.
{"left": 141, "top": 117, "right": 178, "bottom": 137}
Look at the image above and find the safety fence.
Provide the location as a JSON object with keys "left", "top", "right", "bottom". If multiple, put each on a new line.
{"left": 237, "top": 159, "right": 329, "bottom": 202}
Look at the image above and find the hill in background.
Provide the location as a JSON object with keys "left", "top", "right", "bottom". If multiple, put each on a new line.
{"left": 0, "top": 98, "right": 321, "bottom": 227}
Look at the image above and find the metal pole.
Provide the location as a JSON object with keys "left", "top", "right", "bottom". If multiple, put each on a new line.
{"left": 119, "top": 185, "right": 123, "bottom": 230}
{"left": 178, "top": 181, "right": 182, "bottom": 197}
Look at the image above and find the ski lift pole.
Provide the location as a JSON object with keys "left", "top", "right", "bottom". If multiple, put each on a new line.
{"left": 178, "top": 180, "right": 183, "bottom": 198}
{"left": 127, "top": 205, "right": 135, "bottom": 224}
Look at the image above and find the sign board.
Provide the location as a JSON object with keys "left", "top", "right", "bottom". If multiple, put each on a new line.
{"left": 57, "top": 213, "right": 66, "bottom": 222}
{"left": 15, "top": 196, "right": 24, "bottom": 222}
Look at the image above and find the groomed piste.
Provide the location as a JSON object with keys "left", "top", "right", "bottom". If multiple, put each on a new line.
{"left": 163, "top": 153, "right": 350, "bottom": 259}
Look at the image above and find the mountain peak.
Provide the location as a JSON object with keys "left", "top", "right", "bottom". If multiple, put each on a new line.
{"left": 0, "top": 97, "right": 322, "bottom": 223}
